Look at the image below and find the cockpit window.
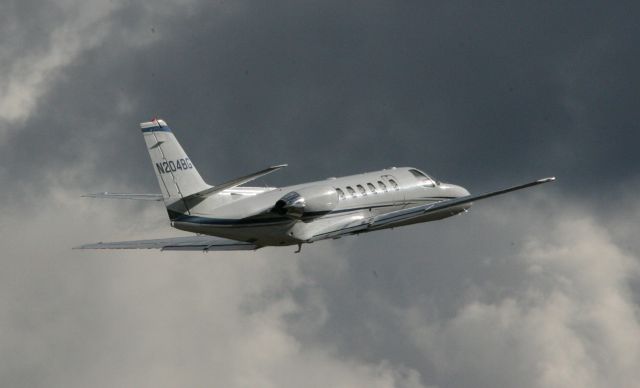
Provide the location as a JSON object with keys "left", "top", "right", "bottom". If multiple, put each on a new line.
{"left": 357, "top": 184, "right": 367, "bottom": 196}
{"left": 346, "top": 186, "right": 356, "bottom": 197}
{"left": 409, "top": 169, "right": 427, "bottom": 178}
{"left": 409, "top": 169, "right": 436, "bottom": 187}
{"left": 336, "top": 188, "right": 345, "bottom": 200}
{"left": 367, "top": 183, "right": 377, "bottom": 193}
{"left": 388, "top": 179, "right": 399, "bottom": 190}
{"left": 377, "top": 181, "right": 387, "bottom": 192}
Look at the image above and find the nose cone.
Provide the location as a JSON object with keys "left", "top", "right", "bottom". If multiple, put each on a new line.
{"left": 451, "top": 184, "right": 470, "bottom": 198}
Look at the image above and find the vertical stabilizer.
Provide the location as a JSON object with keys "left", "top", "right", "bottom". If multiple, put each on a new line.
{"left": 140, "top": 119, "right": 210, "bottom": 217}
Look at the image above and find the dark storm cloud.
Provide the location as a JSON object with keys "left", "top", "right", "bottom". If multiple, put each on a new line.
{"left": 1, "top": 1, "right": 639, "bottom": 387}
{"left": 2, "top": 0, "right": 639, "bottom": 203}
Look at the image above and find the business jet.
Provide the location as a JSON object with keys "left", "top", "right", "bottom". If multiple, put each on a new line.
{"left": 77, "top": 119, "right": 555, "bottom": 252}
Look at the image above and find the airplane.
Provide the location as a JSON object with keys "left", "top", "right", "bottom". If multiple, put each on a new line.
{"left": 77, "top": 119, "right": 555, "bottom": 253}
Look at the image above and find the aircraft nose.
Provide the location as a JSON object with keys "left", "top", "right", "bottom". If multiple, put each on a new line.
{"left": 452, "top": 185, "right": 470, "bottom": 197}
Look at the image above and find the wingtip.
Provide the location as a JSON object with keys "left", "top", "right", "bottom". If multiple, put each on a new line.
{"left": 73, "top": 242, "right": 104, "bottom": 249}
{"left": 81, "top": 192, "right": 107, "bottom": 198}
{"left": 271, "top": 163, "right": 288, "bottom": 169}
{"left": 537, "top": 176, "right": 557, "bottom": 183}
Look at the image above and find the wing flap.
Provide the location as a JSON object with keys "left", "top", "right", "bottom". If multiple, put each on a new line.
{"left": 76, "top": 235, "right": 260, "bottom": 251}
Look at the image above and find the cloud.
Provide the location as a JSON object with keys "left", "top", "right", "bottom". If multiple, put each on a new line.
{"left": 2, "top": 0, "right": 639, "bottom": 198}
{"left": 0, "top": 0, "right": 121, "bottom": 129}
{"left": 398, "top": 213, "right": 640, "bottom": 388}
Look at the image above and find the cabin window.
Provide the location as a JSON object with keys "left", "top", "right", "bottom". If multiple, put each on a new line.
{"left": 357, "top": 184, "right": 367, "bottom": 196}
{"left": 389, "top": 179, "right": 399, "bottom": 190}
{"left": 377, "top": 181, "right": 387, "bottom": 192}
{"left": 346, "top": 186, "right": 356, "bottom": 197}
{"left": 336, "top": 188, "right": 345, "bottom": 200}
{"left": 367, "top": 183, "right": 376, "bottom": 193}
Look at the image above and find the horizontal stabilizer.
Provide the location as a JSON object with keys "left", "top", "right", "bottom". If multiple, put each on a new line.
{"left": 82, "top": 192, "right": 164, "bottom": 201}
{"left": 75, "top": 235, "right": 260, "bottom": 251}
{"left": 183, "top": 164, "right": 287, "bottom": 203}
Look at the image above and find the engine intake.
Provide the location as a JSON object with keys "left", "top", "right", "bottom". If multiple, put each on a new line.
{"left": 273, "top": 191, "right": 306, "bottom": 219}
{"left": 272, "top": 186, "right": 339, "bottom": 220}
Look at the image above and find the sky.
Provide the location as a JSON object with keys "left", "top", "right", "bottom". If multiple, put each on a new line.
{"left": 1, "top": 1, "right": 639, "bottom": 387}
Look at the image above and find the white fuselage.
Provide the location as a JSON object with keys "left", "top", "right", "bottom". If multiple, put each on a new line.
{"left": 171, "top": 167, "right": 470, "bottom": 247}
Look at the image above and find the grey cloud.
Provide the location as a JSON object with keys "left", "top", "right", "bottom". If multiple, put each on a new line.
{"left": 408, "top": 215, "right": 640, "bottom": 388}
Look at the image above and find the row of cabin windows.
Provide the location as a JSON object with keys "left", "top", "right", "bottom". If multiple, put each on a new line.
{"left": 335, "top": 179, "right": 399, "bottom": 200}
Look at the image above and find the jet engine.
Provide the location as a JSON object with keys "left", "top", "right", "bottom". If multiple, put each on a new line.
{"left": 272, "top": 186, "right": 339, "bottom": 220}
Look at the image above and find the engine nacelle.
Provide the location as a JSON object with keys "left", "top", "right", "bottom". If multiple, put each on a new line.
{"left": 272, "top": 185, "right": 339, "bottom": 219}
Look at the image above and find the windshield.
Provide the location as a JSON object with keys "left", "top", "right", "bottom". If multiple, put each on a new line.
{"left": 409, "top": 169, "right": 436, "bottom": 187}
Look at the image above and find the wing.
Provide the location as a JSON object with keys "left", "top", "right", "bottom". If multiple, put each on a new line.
{"left": 309, "top": 177, "right": 556, "bottom": 242}
{"left": 75, "top": 235, "right": 260, "bottom": 251}
{"left": 82, "top": 192, "right": 164, "bottom": 201}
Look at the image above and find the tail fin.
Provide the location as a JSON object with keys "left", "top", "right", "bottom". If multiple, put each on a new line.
{"left": 140, "top": 119, "right": 210, "bottom": 217}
